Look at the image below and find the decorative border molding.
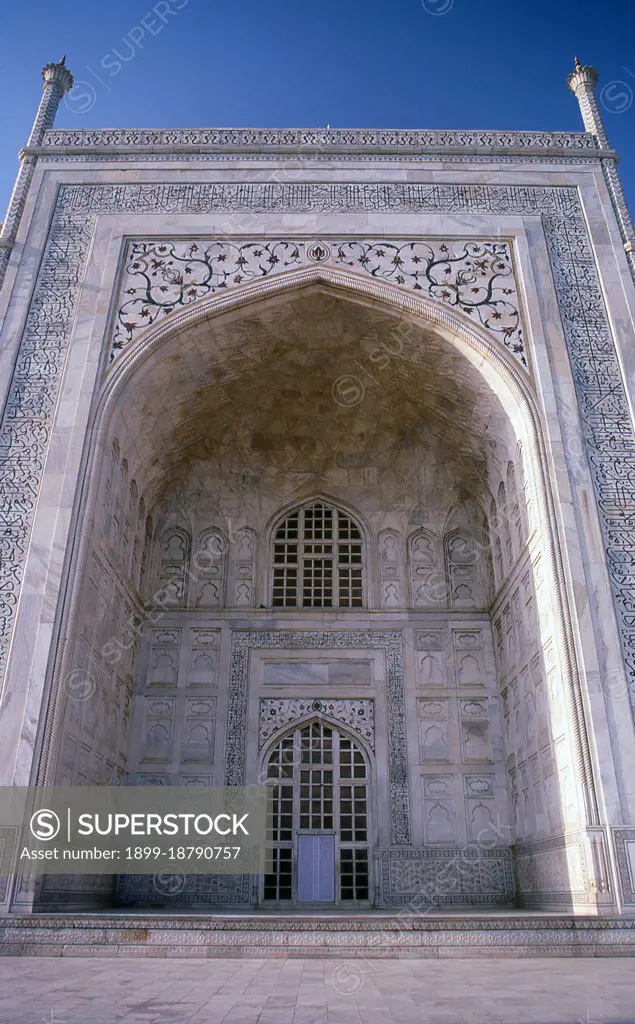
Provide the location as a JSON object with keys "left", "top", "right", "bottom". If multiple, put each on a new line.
{"left": 111, "top": 237, "right": 526, "bottom": 368}
{"left": 1, "top": 178, "right": 634, "bottom": 737}
{"left": 39, "top": 127, "right": 599, "bottom": 155}
{"left": 31, "top": 154, "right": 604, "bottom": 170}
{"left": 258, "top": 698, "right": 375, "bottom": 751}
{"left": 228, "top": 631, "right": 409, "bottom": 844}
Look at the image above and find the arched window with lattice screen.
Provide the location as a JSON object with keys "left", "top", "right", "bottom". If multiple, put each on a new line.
{"left": 271, "top": 501, "right": 364, "bottom": 609}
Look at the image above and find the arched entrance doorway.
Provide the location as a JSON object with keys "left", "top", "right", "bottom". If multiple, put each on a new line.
{"left": 263, "top": 719, "right": 372, "bottom": 906}
{"left": 31, "top": 268, "right": 597, "bottom": 911}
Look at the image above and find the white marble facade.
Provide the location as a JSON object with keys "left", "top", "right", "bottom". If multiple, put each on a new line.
{"left": 1, "top": 63, "right": 635, "bottom": 917}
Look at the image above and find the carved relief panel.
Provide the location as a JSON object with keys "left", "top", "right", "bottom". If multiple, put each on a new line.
{"left": 445, "top": 532, "right": 479, "bottom": 609}
{"left": 418, "top": 698, "right": 450, "bottom": 762}
{"left": 192, "top": 529, "right": 227, "bottom": 608}
{"left": 453, "top": 630, "right": 485, "bottom": 688}
{"left": 141, "top": 697, "right": 175, "bottom": 763}
{"left": 408, "top": 530, "right": 441, "bottom": 608}
{"left": 231, "top": 528, "right": 256, "bottom": 608}
{"left": 182, "top": 697, "right": 216, "bottom": 763}
{"left": 147, "top": 628, "right": 181, "bottom": 686}
{"left": 422, "top": 775, "right": 457, "bottom": 845}
{"left": 414, "top": 630, "right": 447, "bottom": 688}
{"left": 464, "top": 774, "right": 497, "bottom": 843}
{"left": 157, "top": 528, "right": 190, "bottom": 608}
{"left": 379, "top": 530, "right": 403, "bottom": 608}
{"left": 187, "top": 628, "right": 219, "bottom": 687}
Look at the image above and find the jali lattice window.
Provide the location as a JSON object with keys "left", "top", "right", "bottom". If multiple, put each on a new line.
{"left": 272, "top": 502, "right": 363, "bottom": 608}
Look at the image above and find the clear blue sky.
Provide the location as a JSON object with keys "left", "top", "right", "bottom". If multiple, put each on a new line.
{"left": 1, "top": 0, "right": 634, "bottom": 214}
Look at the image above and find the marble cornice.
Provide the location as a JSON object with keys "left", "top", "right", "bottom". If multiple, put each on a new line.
{"left": 32, "top": 127, "right": 608, "bottom": 160}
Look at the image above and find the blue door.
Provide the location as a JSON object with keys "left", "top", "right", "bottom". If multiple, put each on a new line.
{"left": 297, "top": 833, "right": 336, "bottom": 902}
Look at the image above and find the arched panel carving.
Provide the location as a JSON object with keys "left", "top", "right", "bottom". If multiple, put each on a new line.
{"left": 506, "top": 460, "right": 523, "bottom": 554}
{"left": 231, "top": 528, "right": 256, "bottom": 608}
{"left": 444, "top": 530, "right": 480, "bottom": 609}
{"left": 138, "top": 513, "right": 153, "bottom": 597}
{"left": 408, "top": 529, "right": 442, "bottom": 608}
{"left": 489, "top": 498, "right": 504, "bottom": 592}
{"left": 379, "top": 530, "right": 403, "bottom": 609}
{"left": 125, "top": 479, "right": 138, "bottom": 581}
{"left": 192, "top": 529, "right": 227, "bottom": 608}
{"left": 156, "top": 527, "right": 190, "bottom": 608}
{"left": 111, "top": 458, "right": 128, "bottom": 552}
{"left": 497, "top": 481, "right": 513, "bottom": 577}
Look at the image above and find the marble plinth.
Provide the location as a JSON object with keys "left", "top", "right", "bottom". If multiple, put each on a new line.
{"left": 1, "top": 912, "right": 635, "bottom": 958}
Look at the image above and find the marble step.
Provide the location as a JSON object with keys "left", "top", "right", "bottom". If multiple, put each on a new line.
{"left": 1, "top": 912, "right": 635, "bottom": 958}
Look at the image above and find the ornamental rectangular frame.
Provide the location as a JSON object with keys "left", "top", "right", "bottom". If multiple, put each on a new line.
{"left": 227, "top": 630, "right": 409, "bottom": 845}
{"left": 379, "top": 846, "right": 515, "bottom": 906}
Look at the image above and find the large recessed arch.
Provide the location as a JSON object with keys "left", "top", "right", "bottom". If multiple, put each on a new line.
{"left": 34, "top": 266, "right": 599, "bottom": 912}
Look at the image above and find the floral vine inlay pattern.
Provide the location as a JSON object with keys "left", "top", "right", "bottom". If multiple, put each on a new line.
{"left": 112, "top": 238, "right": 525, "bottom": 367}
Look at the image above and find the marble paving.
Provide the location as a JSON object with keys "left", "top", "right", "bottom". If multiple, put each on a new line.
{"left": 0, "top": 956, "right": 634, "bottom": 1023}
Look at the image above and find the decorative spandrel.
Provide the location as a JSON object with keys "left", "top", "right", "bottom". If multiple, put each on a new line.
{"left": 259, "top": 698, "right": 375, "bottom": 751}
{"left": 110, "top": 238, "right": 526, "bottom": 369}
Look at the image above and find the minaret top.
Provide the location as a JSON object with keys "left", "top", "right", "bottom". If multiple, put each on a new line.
{"left": 40, "top": 56, "right": 74, "bottom": 92}
{"left": 567, "top": 56, "right": 599, "bottom": 92}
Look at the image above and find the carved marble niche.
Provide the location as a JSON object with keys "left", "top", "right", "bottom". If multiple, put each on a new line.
{"left": 147, "top": 628, "right": 181, "bottom": 687}
{"left": 192, "top": 529, "right": 227, "bottom": 608}
{"left": 141, "top": 697, "right": 175, "bottom": 763}
{"left": 231, "top": 528, "right": 256, "bottom": 608}
{"left": 422, "top": 775, "right": 457, "bottom": 845}
{"left": 453, "top": 629, "right": 485, "bottom": 687}
{"left": 418, "top": 698, "right": 450, "bottom": 762}
{"left": 379, "top": 530, "right": 404, "bottom": 608}
{"left": 415, "top": 630, "right": 446, "bottom": 688}
{"left": 408, "top": 530, "right": 442, "bottom": 608}
{"left": 182, "top": 697, "right": 216, "bottom": 763}
{"left": 156, "top": 528, "right": 190, "bottom": 608}
{"left": 444, "top": 531, "right": 480, "bottom": 609}
{"left": 187, "top": 628, "right": 220, "bottom": 688}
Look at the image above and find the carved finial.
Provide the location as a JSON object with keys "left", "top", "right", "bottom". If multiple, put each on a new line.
{"left": 567, "top": 56, "right": 599, "bottom": 93}
{"left": 41, "top": 57, "right": 74, "bottom": 91}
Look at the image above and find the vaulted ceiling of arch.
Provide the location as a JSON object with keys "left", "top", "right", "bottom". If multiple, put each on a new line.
{"left": 110, "top": 286, "right": 517, "bottom": 514}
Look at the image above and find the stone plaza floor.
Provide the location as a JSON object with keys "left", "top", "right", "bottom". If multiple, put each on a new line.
{"left": 0, "top": 956, "right": 633, "bottom": 1024}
